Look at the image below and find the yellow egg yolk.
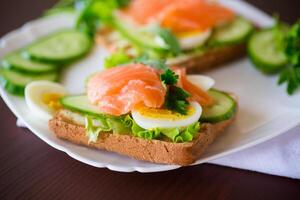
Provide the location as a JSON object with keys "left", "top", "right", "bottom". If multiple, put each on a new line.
{"left": 136, "top": 105, "right": 195, "bottom": 120}
{"left": 176, "top": 31, "right": 206, "bottom": 38}
{"left": 42, "top": 93, "right": 63, "bottom": 111}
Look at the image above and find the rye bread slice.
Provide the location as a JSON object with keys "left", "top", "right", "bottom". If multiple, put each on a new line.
{"left": 49, "top": 110, "right": 235, "bottom": 166}
{"left": 174, "top": 44, "right": 246, "bottom": 73}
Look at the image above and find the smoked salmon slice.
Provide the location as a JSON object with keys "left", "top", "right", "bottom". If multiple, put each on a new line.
{"left": 122, "top": 0, "right": 235, "bottom": 34}
{"left": 87, "top": 64, "right": 166, "bottom": 116}
{"left": 175, "top": 68, "right": 214, "bottom": 106}
{"left": 87, "top": 64, "right": 213, "bottom": 116}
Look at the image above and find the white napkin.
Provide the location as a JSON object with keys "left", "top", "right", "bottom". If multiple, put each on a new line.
{"left": 210, "top": 125, "right": 300, "bottom": 179}
{"left": 16, "top": 119, "right": 300, "bottom": 179}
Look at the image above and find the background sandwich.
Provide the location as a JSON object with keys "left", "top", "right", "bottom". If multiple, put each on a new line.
{"left": 90, "top": 0, "right": 254, "bottom": 71}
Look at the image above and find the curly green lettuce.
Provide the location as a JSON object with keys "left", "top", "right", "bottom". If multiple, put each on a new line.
{"left": 123, "top": 116, "right": 201, "bottom": 142}
{"left": 104, "top": 50, "right": 132, "bottom": 68}
{"left": 85, "top": 114, "right": 201, "bottom": 143}
{"left": 85, "top": 116, "right": 108, "bottom": 143}
{"left": 85, "top": 115, "right": 131, "bottom": 142}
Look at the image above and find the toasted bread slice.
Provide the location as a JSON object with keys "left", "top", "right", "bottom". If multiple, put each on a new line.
{"left": 96, "top": 30, "right": 246, "bottom": 73}
{"left": 49, "top": 110, "right": 236, "bottom": 166}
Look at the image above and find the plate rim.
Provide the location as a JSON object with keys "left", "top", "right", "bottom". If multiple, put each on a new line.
{"left": 1, "top": 1, "right": 299, "bottom": 173}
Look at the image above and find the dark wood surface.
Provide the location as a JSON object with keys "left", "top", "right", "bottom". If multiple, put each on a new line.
{"left": 1, "top": 1, "right": 300, "bottom": 199}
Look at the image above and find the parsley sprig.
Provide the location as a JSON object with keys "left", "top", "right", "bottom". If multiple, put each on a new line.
{"left": 277, "top": 20, "right": 300, "bottom": 95}
{"left": 160, "top": 69, "right": 191, "bottom": 115}
{"left": 160, "top": 69, "right": 178, "bottom": 85}
{"left": 164, "top": 85, "right": 191, "bottom": 115}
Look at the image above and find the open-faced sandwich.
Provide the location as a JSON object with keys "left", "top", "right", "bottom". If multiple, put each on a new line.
{"left": 89, "top": 0, "right": 254, "bottom": 71}
{"left": 35, "top": 60, "right": 238, "bottom": 165}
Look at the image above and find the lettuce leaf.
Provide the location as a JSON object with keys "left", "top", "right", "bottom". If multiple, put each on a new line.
{"left": 181, "top": 122, "right": 201, "bottom": 142}
{"left": 135, "top": 129, "right": 161, "bottom": 140}
{"left": 123, "top": 116, "right": 161, "bottom": 139}
{"left": 85, "top": 115, "right": 130, "bottom": 142}
{"left": 76, "top": 0, "right": 130, "bottom": 36}
{"left": 104, "top": 50, "right": 131, "bottom": 68}
{"left": 85, "top": 114, "right": 200, "bottom": 143}
{"left": 123, "top": 115, "right": 200, "bottom": 142}
{"left": 160, "top": 122, "right": 200, "bottom": 143}
{"left": 85, "top": 116, "right": 108, "bottom": 143}
{"left": 160, "top": 128, "right": 180, "bottom": 142}
{"left": 107, "top": 117, "right": 131, "bottom": 134}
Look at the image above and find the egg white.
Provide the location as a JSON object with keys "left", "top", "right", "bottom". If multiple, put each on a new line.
{"left": 132, "top": 101, "right": 202, "bottom": 130}
{"left": 178, "top": 29, "right": 211, "bottom": 50}
{"left": 25, "top": 81, "right": 67, "bottom": 121}
{"left": 187, "top": 75, "right": 215, "bottom": 91}
{"left": 131, "top": 75, "right": 214, "bottom": 129}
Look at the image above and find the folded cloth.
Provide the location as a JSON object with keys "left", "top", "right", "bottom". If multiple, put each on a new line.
{"left": 210, "top": 124, "right": 300, "bottom": 179}
{"left": 16, "top": 119, "right": 300, "bottom": 179}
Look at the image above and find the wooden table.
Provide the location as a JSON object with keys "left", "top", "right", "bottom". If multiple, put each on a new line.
{"left": 1, "top": 1, "right": 300, "bottom": 199}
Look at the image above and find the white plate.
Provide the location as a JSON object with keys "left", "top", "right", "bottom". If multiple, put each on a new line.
{"left": 1, "top": 1, "right": 300, "bottom": 173}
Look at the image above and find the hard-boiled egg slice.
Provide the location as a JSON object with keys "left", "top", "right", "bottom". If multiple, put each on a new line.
{"left": 187, "top": 75, "right": 215, "bottom": 91}
{"left": 132, "top": 101, "right": 202, "bottom": 130}
{"left": 25, "top": 81, "right": 67, "bottom": 121}
{"left": 177, "top": 29, "right": 211, "bottom": 50}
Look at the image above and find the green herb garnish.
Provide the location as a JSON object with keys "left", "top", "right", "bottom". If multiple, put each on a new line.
{"left": 159, "top": 66, "right": 191, "bottom": 115}
{"left": 76, "top": 0, "right": 120, "bottom": 36}
{"left": 161, "top": 70, "right": 191, "bottom": 115}
{"left": 278, "top": 20, "right": 300, "bottom": 95}
{"left": 278, "top": 66, "right": 300, "bottom": 94}
{"left": 46, "top": 0, "right": 129, "bottom": 36}
{"left": 154, "top": 27, "right": 181, "bottom": 56}
{"left": 160, "top": 69, "right": 178, "bottom": 85}
{"left": 164, "top": 85, "right": 191, "bottom": 115}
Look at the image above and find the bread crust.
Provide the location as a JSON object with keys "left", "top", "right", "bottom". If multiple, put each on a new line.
{"left": 178, "top": 44, "right": 246, "bottom": 73}
{"left": 49, "top": 110, "right": 235, "bottom": 166}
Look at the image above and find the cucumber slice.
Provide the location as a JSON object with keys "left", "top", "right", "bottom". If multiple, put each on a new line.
{"left": 0, "top": 69, "right": 58, "bottom": 96}
{"left": 210, "top": 17, "right": 254, "bottom": 46}
{"left": 248, "top": 29, "right": 287, "bottom": 74}
{"left": 60, "top": 95, "right": 109, "bottom": 117}
{"left": 112, "top": 19, "right": 168, "bottom": 52}
{"left": 200, "top": 89, "right": 237, "bottom": 123}
{"left": 2, "top": 53, "right": 58, "bottom": 74}
{"left": 25, "top": 29, "right": 92, "bottom": 64}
